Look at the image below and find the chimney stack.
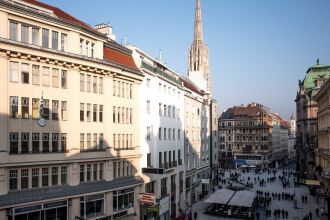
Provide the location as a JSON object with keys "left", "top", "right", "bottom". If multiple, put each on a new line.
{"left": 95, "top": 23, "right": 116, "bottom": 41}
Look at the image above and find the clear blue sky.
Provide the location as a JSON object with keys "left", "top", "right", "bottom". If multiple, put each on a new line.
{"left": 43, "top": 0, "right": 330, "bottom": 120}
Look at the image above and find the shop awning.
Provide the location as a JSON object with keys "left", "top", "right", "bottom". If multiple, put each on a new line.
{"left": 304, "top": 180, "right": 320, "bottom": 186}
{"left": 227, "top": 190, "right": 256, "bottom": 208}
{"left": 204, "top": 189, "right": 235, "bottom": 205}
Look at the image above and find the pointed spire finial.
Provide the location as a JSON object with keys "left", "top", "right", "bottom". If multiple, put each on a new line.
{"left": 194, "top": 0, "right": 203, "bottom": 42}
{"left": 317, "top": 58, "right": 319, "bottom": 65}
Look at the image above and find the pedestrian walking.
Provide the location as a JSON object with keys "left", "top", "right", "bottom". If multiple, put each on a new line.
{"left": 256, "top": 212, "right": 260, "bottom": 220}
{"left": 315, "top": 208, "right": 319, "bottom": 217}
{"left": 309, "top": 211, "right": 312, "bottom": 220}
{"left": 194, "top": 211, "right": 197, "bottom": 220}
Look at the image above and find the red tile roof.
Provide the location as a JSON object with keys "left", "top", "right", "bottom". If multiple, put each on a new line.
{"left": 234, "top": 106, "right": 261, "bottom": 117}
{"left": 103, "top": 47, "right": 138, "bottom": 71}
{"left": 21, "top": 0, "right": 104, "bottom": 36}
{"left": 180, "top": 77, "right": 203, "bottom": 96}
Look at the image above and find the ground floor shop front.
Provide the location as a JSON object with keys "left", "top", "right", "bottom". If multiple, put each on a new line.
{"left": 0, "top": 177, "right": 143, "bottom": 220}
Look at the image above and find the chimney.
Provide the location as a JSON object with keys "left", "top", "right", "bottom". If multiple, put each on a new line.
{"left": 95, "top": 23, "right": 116, "bottom": 41}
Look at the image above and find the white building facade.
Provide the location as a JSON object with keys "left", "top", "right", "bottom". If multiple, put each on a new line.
{"left": 130, "top": 46, "right": 185, "bottom": 220}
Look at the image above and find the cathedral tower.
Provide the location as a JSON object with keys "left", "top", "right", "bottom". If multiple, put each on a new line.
{"left": 188, "top": 0, "right": 212, "bottom": 94}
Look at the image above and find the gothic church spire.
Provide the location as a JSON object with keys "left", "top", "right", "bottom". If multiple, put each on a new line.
{"left": 194, "top": 0, "right": 203, "bottom": 43}
{"left": 188, "top": 0, "right": 212, "bottom": 94}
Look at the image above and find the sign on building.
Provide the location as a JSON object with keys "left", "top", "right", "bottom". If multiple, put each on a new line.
{"left": 139, "top": 193, "right": 155, "bottom": 205}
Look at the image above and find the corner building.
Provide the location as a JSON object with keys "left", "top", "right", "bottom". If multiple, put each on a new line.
{"left": 0, "top": 1, "right": 144, "bottom": 219}
{"left": 295, "top": 60, "right": 330, "bottom": 179}
{"left": 129, "top": 46, "right": 185, "bottom": 220}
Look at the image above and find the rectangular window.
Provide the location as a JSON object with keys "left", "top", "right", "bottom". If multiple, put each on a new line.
{"left": 52, "top": 100, "right": 59, "bottom": 120}
{"left": 52, "top": 133, "right": 59, "bottom": 152}
{"left": 10, "top": 96, "right": 18, "bottom": 118}
{"left": 61, "top": 166, "right": 67, "bottom": 185}
{"left": 86, "top": 164, "right": 91, "bottom": 181}
{"left": 99, "top": 77, "right": 103, "bottom": 94}
{"left": 164, "top": 105, "right": 167, "bottom": 117}
{"left": 159, "top": 103, "right": 162, "bottom": 116}
{"left": 87, "top": 104, "right": 91, "bottom": 122}
{"left": 93, "top": 104, "right": 97, "bottom": 122}
{"left": 21, "top": 97, "right": 29, "bottom": 119}
{"left": 168, "top": 128, "right": 171, "bottom": 140}
{"left": 80, "top": 39, "right": 84, "bottom": 55}
{"left": 60, "top": 33, "right": 67, "bottom": 51}
{"left": 21, "top": 169, "right": 29, "bottom": 189}
{"left": 43, "top": 99, "right": 50, "bottom": 120}
{"left": 9, "top": 61, "right": 19, "bottom": 82}
{"left": 99, "top": 163, "right": 104, "bottom": 180}
{"left": 159, "top": 128, "right": 162, "bottom": 140}
{"left": 51, "top": 31, "right": 59, "bottom": 50}
{"left": 51, "top": 167, "right": 58, "bottom": 185}
{"left": 122, "top": 108, "right": 125, "bottom": 124}
{"left": 80, "top": 133, "right": 85, "bottom": 150}
{"left": 32, "top": 27, "right": 39, "bottom": 46}
{"left": 9, "top": 21, "right": 18, "bottom": 41}
{"left": 87, "top": 134, "right": 91, "bottom": 149}
{"left": 9, "top": 132, "right": 18, "bottom": 154}
{"left": 178, "top": 129, "right": 181, "bottom": 140}
{"left": 80, "top": 165, "right": 84, "bottom": 182}
{"left": 61, "top": 101, "right": 67, "bottom": 120}
{"left": 99, "top": 105, "right": 103, "bottom": 122}
{"left": 9, "top": 170, "right": 18, "bottom": 190}
{"left": 32, "top": 98, "right": 39, "bottom": 119}
{"left": 93, "top": 133, "right": 97, "bottom": 149}
{"left": 147, "top": 126, "right": 151, "bottom": 140}
{"left": 91, "top": 43, "right": 95, "bottom": 58}
{"left": 146, "top": 78, "right": 151, "bottom": 88}
{"left": 32, "top": 65, "right": 40, "bottom": 85}
{"left": 113, "top": 80, "right": 116, "bottom": 96}
{"left": 61, "top": 133, "right": 67, "bottom": 152}
{"left": 61, "top": 70, "right": 67, "bottom": 88}
{"left": 86, "top": 41, "right": 89, "bottom": 57}
{"left": 42, "top": 167, "right": 49, "bottom": 186}
{"left": 32, "top": 168, "right": 39, "bottom": 188}
{"left": 173, "top": 129, "right": 175, "bottom": 140}
{"left": 113, "top": 106, "right": 116, "bottom": 123}
{"left": 93, "top": 76, "right": 97, "bottom": 93}
{"left": 99, "top": 134, "right": 104, "bottom": 149}
{"left": 93, "top": 164, "right": 97, "bottom": 181}
{"left": 164, "top": 128, "right": 167, "bottom": 140}
{"left": 80, "top": 103, "right": 84, "bottom": 122}
{"left": 52, "top": 68, "right": 59, "bottom": 87}
{"left": 42, "top": 133, "right": 49, "bottom": 152}
{"left": 21, "top": 63, "right": 29, "bottom": 84}
{"left": 86, "top": 75, "right": 91, "bottom": 92}
{"left": 130, "top": 84, "right": 133, "bottom": 99}
{"left": 21, "top": 25, "right": 29, "bottom": 44}
{"left": 42, "top": 67, "right": 50, "bottom": 86}
{"left": 80, "top": 74, "right": 85, "bottom": 91}
{"left": 42, "top": 28, "right": 49, "bottom": 48}
{"left": 21, "top": 132, "right": 29, "bottom": 153}
{"left": 113, "top": 133, "right": 117, "bottom": 149}
{"left": 130, "top": 108, "right": 133, "bottom": 124}
{"left": 147, "top": 100, "right": 150, "bottom": 114}
{"left": 32, "top": 133, "right": 40, "bottom": 153}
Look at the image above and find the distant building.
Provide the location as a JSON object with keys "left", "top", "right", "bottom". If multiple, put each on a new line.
{"left": 287, "top": 114, "right": 296, "bottom": 161}
{"left": 295, "top": 60, "right": 330, "bottom": 178}
{"left": 218, "top": 103, "right": 288, "bottom": 169}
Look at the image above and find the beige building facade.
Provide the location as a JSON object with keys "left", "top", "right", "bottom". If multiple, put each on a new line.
{"left": 0, "top": 1, "right": 144, "bottom": 219}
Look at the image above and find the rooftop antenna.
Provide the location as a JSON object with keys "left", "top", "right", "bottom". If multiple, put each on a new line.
{"left": 125, "top": 35, "right": 128, "bottom": 46}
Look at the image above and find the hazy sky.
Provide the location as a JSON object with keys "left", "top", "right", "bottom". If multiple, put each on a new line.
{"left": 43, "top": 0, "right": 330, "bottom": 120}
